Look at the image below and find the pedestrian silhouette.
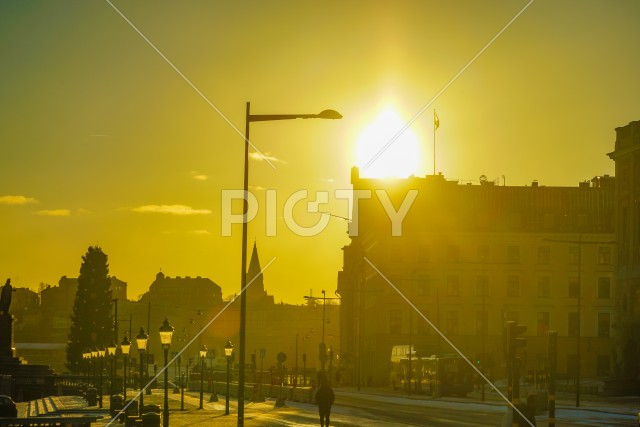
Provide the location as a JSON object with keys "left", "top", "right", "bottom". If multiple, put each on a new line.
{"left": 514, "top": 393, "right": 537, "bottom": 426}
{"left": 315, "top": 373, "right": 335, "bottom": 427}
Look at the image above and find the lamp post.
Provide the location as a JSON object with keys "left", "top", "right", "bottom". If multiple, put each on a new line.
{"left": 224, "top": 341, "right": 234, "bottom": 416}
{"left": 107, "top": 341, "right": 117, "bottom": 400}
{"left": 92, "top": 347, "right": 98, "bottom": 388}
{"left": 542, "top": 236, "right": 616, "bottom": 408}
{"left": 259, "top": 349, "right": 266, "bottom": 384}
{"left": 159, "top": 318, "right": 174, "bottom": 427}
{"left": 83, "top": 351, "right": 90, "bottom": 384}
{"left": 121, "top": 335, "right": 131, "bottom": 400}
{"left": 237, "top": 103, "right": 341, "bottom": 426}
{"left": 199, "top": 345, "right": 207, "bottom": 409}
{"left": 208, "top": 349, "right": 218, "bottom": 402}
{"left": 98, "top": 346, "right": 106, "bottom": 408}
{"left": 136, "top": 327, "right": 149, "bottom": 417}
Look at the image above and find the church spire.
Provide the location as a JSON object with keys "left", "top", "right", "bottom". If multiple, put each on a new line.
{"left": 247, "top": 241, "right": 263, "bottom": 291}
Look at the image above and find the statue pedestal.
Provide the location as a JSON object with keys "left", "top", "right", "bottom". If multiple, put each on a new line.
{"left": 0, "top": 314, "right": 14, "bottom": 359}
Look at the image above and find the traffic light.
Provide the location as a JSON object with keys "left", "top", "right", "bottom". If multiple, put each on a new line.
{"left": 507, "top": 321, "right": 527, "bottom": 359}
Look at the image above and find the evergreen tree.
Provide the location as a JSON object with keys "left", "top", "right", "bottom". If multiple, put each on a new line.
{"left": 66, "top": 246, "right": 113, "bottom": 373}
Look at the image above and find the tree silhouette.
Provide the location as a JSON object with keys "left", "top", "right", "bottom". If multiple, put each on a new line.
{"left": 66, "top": 246, "right": 113, "bottom": 373}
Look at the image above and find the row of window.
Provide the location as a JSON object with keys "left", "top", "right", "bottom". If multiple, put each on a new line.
{"left": 389, "top": 310, "right": 611, "bottom": 338}
{"left": 388, "top": 244, "right": 613, "bottom": 265}
{"left": 409, "top": 275, "right": 611, "bottom": 299}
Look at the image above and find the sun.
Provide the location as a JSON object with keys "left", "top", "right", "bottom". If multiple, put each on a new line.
{"left": 355, "top": 108, "right": 421, "bottom": 178}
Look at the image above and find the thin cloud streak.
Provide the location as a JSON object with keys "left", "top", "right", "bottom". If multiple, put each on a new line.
{"left": 249, "top": 152, "right": 287, "bottom": 164}
{"left": 132, "top": 205, "right": 211, "bottom": 215}
{"left": 0, "top": 195, "right": 38, "bottom": 205}
{"left": 36, "top": 209, "right": 71, "bottom": 217}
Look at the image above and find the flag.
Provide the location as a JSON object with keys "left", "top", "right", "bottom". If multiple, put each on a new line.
{"left": 434, "top": 110, "right": 440, "bottom": 130}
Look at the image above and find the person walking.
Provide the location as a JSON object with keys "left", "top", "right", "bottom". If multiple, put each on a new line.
{"left": 315, "top": 373, "right": 335, "bottom": 427}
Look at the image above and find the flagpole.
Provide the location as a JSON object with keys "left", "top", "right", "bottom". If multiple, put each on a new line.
{"left": 433, "top": 109, "right": 436, "bottom": 175}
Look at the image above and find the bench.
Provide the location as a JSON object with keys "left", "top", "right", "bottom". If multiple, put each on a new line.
{"left": 0, "top": 416, "right": 101, "bottom": 427}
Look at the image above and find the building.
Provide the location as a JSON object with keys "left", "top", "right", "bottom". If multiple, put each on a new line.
{"left": 607, "top": 119, "right": 640, "bottom": 380}
{"left": 338, "top": 167, "right": 616, "bottom": 387}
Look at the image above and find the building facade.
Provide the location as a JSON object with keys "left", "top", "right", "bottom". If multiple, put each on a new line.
{"left": 338, "top": 167, "right": 616, "bottom": 387}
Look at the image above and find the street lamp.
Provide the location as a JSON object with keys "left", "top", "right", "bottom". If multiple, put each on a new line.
{"left": 208, "top": 349, "right": 218, "bottom": 402}
{"left": 237, "top": 103, "right": 341, "bottom": 426}
{"left": 83, "top": 351, "right": 90, "bottom": 384}
{"left": 107, "top": 341, "right": 117, "bottom": 401}
{"left": 98, "top": 346, "right": 106, "bottom": 408}
{"left": 121, "top": 335, "right": 131, "bottom": 400}
{"left": 91, "top": 347, "right": 98, "bottom": 388}
{"left": 136, "top": 327, "right": 149, "bottom": 417}
{"left": 199, "top": 345, "right": 207, "bottom": 409}
{"left": 159, "top": 318, "right": 174, "bottom": 427}
{"left": 224, "top": 341, "right": 234, "bottom": 416}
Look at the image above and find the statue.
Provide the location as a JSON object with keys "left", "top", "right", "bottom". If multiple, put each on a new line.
{"left": 0, "top": 279, "right": 13, "bottom": 315}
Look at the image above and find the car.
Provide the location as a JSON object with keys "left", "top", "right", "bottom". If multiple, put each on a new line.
{"left": 0, "top": 395, "right": 17, "bottom": 417}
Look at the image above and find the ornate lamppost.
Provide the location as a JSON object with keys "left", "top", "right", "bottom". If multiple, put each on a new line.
{"left": 224, "top": 341, "right": 234, "bottom": 416}
{"left": 98, "top": 346, "right": 106, "bottom": 408}
{"left": 159, "top": 318, "right": 174, "bottom": 427}
{"left": 91, "top": 347, "right": 98, "bottom": 388}
{"left": 136, "top": 327, "right": 149, "bottom": 417}
{"left": 121, "top": 335, "right": 131, "bottom": 399}
{"left": 107, "top": 341, "right": 117, "bottom": 401}
{"left": 199, "top": 345, "right": 207, "bottom": 409}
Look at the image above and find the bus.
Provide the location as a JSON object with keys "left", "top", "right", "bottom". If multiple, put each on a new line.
{"left": 390, "top": 347, "right": 474, "bottom": 397}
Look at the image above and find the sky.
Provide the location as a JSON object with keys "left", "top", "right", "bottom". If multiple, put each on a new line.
{"left": 1, "top": 0, "right": 638, "bottom": 303}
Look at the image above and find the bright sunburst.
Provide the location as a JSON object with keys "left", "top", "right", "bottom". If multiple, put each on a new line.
{"left": 355, "top": 108, "right": 421, "bottom": 178}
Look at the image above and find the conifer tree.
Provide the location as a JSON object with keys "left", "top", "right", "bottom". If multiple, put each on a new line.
{"left": 66, "top": 246, "right": 113, "bottom": 373}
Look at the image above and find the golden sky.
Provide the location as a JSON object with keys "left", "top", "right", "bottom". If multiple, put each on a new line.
{"left": 0, "top": 1, "right": 638, "bottom": 303}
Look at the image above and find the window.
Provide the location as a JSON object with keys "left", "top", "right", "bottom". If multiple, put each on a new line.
{"left": 598, "top": 313, "right": 610, "bottom": 337}
{"left": 389, "top": 309, "right": 402, "bottom": 334}
{"left": 478, "top": 245, "right": 490, "bottom": 263}
{"left": 597, "top": 355, "right": 610, "bottom": 376}
{"left": 568, "top": 312, "right": 579, "bottom": 337}
{"left": 445, "top": 311, "right": 459, "bottom": 335}
{"left": 416, "top": 275, "right": 430, "bottom": 296}
{"left": 417, "top": 245, "right": 430, "bottom": 264}
{"left": 538, "top": 246, "right": 550, "bottom": 264}
{"left": 477, "top": 275, "right": 488, "bottom": 297}
{"left": 568, "top": 277, "right": 580, "bottom": 298}
{"left": 598, "top": 277, "right": 611, "bottom": 299}
{"left": 476, "top": 311, "right": 488, "bottom": 335}
{"left": 505, "top": 311, "right": 519, "bottom": 323}
{"left": 507, "top": 276, "right": 520, "bottom": 297}
{"left": 507, "top": 246, "right": 520, "bottom": 264}
{"left": 446, "top": 275, "right": 460, "bottom": 296}
{"left": 568, "top": 247, "right": 580, "bottom": 265}
{"left": 598, "top": 247, "right": 611, "bottom": 265}
{"left": 537, "top": 312, "right": 550, "bottom": 336}
{"left": 447, "top": 245, "right": 460, "bottom": 263}
{"left": 538, "top": 276, "right": 550, "bottom": 297}
{"left": 417, "top": 309, "right": 430, "bottom": 334}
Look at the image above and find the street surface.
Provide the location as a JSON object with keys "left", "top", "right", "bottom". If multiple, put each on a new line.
{"left": 93, "top": 387, "right": 637, "bottom": 426}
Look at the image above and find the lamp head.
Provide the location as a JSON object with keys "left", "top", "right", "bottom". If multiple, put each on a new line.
{"left": 136, "top": 327, "right": 149, "bottom": 352}
{"left": 224, "top": 340, "right": 234, "bottom": 357}
{"left": 121, "top": 334, "right": 131, "bottom": 356}
{"left": 159, "top": 318, "right": 174, "bottom": 347}
{"left": 107, "top": 341, "right": 117, "bottom": 356}
{"left": 317, "top": 109, "right": 342, "bottom": 120}
{"left": 199, "top": 344, "right": 208, "bottom": 359}
{"left": 98, "top": 346, "right": 106, "bottom": 357}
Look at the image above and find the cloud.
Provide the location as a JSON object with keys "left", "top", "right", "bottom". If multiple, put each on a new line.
{"left": 189, "top": 229, "right": 211, "bottom": 235}
{"left": 190, "top": 171, "right": 208, "bottom": 181}
{"left": 36, "top": 209, "right": 71, "bottom": 217}
{"left": 132, "top": 204, "right": 211, "bottom": 215}
{"left": 0, "top": 195, "right": 38, "bottom": 205}
{"left": 249, "top": 152, "right": 287, "bottom": 164}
